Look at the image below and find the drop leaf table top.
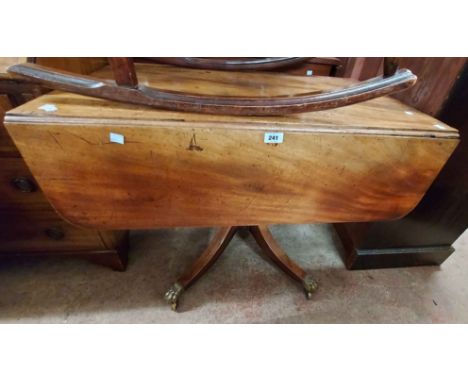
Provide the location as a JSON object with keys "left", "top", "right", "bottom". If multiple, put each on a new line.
{"left": 4, "top": 63, "right": 459, "bottom": 230}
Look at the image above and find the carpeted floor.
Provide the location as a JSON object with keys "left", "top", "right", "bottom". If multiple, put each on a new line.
{"left": 0, "top": 224, "right": 467, "bottom": 323}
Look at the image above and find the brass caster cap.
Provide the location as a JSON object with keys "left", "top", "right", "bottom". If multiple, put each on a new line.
{"left": 303, "top": 275, "right": 319, "bottom": 299}
{"left": 164, "top": 282, "right": 184, "bottom": 312}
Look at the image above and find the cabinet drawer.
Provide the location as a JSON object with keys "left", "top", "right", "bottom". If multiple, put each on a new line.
{"left": 0, "top": 157, "right": 51, "bottom": 212}
{"left": 0, "top": 126, "right": 18, "bottom": 157}
{"left": 0, "top": 209, "right": 105, "bottom": 253}
{"left": 0, "top": 157, "right": 108, "bottom": 254}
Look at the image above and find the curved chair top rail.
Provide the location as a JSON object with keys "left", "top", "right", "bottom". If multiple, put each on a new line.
{"left": 7, "top": 63, "right": 416, "bottom": 116}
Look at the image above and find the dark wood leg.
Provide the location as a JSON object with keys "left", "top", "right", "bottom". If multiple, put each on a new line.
{"left": 164, "top": 226, "right": 238, "bottom": 310}
{"left": 164, "top": 225, "right": 318, "bottom": 311}
{"left": 85, "top": 231, "right": 129, "bottom": 271}
{"left": 108, "top": 57, "right": 138, "bottom": 87}
{"left": 249, "top": 225, "right": 318, "bottom": 298}
{"left": 85, "top": 249, "right": 129, "bottom": 272}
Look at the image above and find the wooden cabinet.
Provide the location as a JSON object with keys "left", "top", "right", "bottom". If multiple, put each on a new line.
{"left": 0, "top": 58, "right": 128, "bottom": 270}
{"left": 0, "top": 210, "right": 105, "bottom": 253}
{"left": 335, "top": 58, "right": 468, "bottom": 269}
{"left": 0, "top": 157, "right": 48, "bottom": 211}
{"left": 0, "top": 95, "right": 20, "bottom": 157}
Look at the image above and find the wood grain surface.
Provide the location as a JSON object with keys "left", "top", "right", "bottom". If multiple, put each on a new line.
{"left": 0, "top": 57, "right": 27, "bottom": 76}
{"left": 4, "top": 64, "right": 459, "bottom": 229}
{"left": 393, "top": 58, "right": 467, "bottom": 116}
{"left": 108, "top": 57, "right": 138, "bottom": 87}
{"left": 0, "top": 157, "right": 48, "bottom": 211}
{"left": 0, "top": 94, "right": 19, "bottom": 157}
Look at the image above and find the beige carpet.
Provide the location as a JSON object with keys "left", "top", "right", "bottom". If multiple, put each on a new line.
{"left": 0, "top": 224, "right": 467, "bottom": 323}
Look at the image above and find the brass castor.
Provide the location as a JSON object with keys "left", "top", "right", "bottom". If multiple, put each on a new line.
{"left": 164, "top": 282, "right": 184, "bottom": 311}
{"left": 303, "top": 275, "right": 318, "bottom": 299}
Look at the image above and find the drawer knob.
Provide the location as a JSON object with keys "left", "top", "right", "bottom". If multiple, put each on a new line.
{"left": 45, "top": 227, "right": 65, "bottom": 240}
{"left": 11, "top": 176, "right": 37, "bottom": 193}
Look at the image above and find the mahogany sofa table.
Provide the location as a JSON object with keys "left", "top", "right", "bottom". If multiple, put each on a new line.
{"left": 4, "top": 63, "right": 459, "bottom": 311}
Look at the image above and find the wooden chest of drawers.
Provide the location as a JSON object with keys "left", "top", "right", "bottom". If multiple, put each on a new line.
{"left": 0, "top": 58, "right": 128, "bottom": 270}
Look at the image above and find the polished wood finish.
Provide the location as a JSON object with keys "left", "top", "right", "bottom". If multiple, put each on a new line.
{"left": 249, "top": 225, "right": 306, "bottom": 283}
{"left": 0, "top": 78, "right": 44, "bottom": 107}
{"left": 0, "top": 58, "right": 127, "bottom": 270}
{"left": 343, "top": 58, "right": 468, "bottom": 113}
{"left": 341, "top": 57, "right": 397, "bottom": 79}
{"left": 339, "top": 58, "right": 467, "bottom": 115}
{"left": 7, "top": 62, "right": 417, "bottom": 116}
{"left": 108, "top": 57, "right": 138, "bottom": 87}
{"left": 165, "top": 225, "right": 317, "bottom": 311}
{"left": 34, "top": 57, "right": 107, "bottom": 76}
{"left": 1, "top": 157, "right": 48, "bottom": 210}
{"left": 177, "top": 227, "right": 238, "bottom": 289}
{"left": 0, "top": 57, "right": 27, "bottom": 75}
{"left": 393, "top": 58, "right": 467, "bottom": 116}
{"left": 0, "top": 94, "right": 19, "bottom": 157}
{"left": 5, "top": 63, "right": 458, "bottom": 230}
{"left": 336, "top": 57, "right": 468, "bottom": 269}
{"left": 0, "top": 57, "right": 107, "bottom": 79}
{"left": 0, "top": 209, "right": 101, "bottom": 252}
